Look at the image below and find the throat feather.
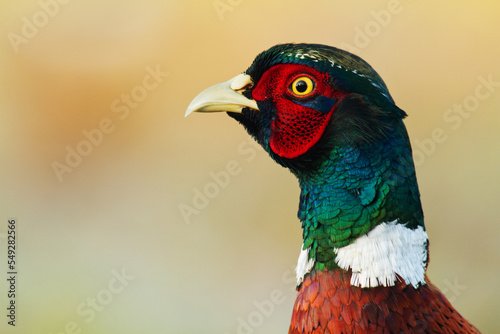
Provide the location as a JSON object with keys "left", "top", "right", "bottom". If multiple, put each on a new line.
{"left": 296, "top": 220, "right": 428, "bottom": 288}
{"left": 296, "top": 245, "right": 315, "bottom": 286}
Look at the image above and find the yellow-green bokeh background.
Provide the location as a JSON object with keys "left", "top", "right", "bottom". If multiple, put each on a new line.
{"left": 1, "top": 1, "right": 499, "bottom": 333}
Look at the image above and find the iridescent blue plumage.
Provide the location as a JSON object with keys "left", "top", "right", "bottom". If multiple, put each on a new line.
{"left": 230, "top": 43, "right": 424, "bottom": 271}
{"left": 296, "top": 120, "right": 423, "bottom": 271}
{"left": 186, "top": 42, "right": 479, "bottom": 333}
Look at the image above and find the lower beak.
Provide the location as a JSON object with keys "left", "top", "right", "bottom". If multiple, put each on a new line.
{"left": 185, "top": 73, "right": 259, "bottom": 117}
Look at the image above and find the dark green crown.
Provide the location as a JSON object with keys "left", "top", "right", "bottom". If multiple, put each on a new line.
{"left": 232, "top": 44, "right": 424, "bottom": 271}
{"left": 246, "top": 43, "right": 404, "bottom": 112}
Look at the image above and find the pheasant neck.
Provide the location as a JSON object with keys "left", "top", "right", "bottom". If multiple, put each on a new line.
{"left": 294, "top": 136, "right": 427, "bottom": 288}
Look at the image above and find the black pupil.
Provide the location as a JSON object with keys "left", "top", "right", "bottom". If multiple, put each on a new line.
{"left": 295, "top": 80, "right": 308, "bottom": 93}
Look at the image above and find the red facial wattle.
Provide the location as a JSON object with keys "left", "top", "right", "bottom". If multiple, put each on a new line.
{"left": 252, "top": 64, "right": 346, "bottom": 159}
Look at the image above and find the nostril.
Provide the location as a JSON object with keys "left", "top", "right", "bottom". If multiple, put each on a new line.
{"left": 230, "top": 73, "right": 254, "bottom": 91}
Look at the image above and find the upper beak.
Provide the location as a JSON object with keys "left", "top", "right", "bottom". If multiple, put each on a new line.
{"left": 185, "top": 73, "right": 259, "bottom": 117}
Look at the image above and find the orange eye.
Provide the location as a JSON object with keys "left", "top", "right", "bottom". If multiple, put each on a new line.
{"left": 290, "top": 76, "right": 315, "bottom": 96}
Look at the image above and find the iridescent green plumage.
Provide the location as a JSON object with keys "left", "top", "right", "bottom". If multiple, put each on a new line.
{"left": 297, "top": 122, "right": 424, "bottom": 271}
{"left": 231, "top": 43, "right": 424, "bottom": 271}
{"left": 186, "top": 42, "right": 479, "bottom": 333}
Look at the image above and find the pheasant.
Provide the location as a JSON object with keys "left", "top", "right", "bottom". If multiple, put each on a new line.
{"left": 185, "top": 43, "right": 479, "bottom": 333}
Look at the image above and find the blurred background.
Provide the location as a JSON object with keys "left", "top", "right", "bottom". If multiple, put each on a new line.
{"left": 1, "top": 1, "right": 499, "bottom": 333}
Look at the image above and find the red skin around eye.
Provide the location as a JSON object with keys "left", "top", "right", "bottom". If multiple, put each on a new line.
{"left": 252, "top": 64, "right": 342, "bottom": 159}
